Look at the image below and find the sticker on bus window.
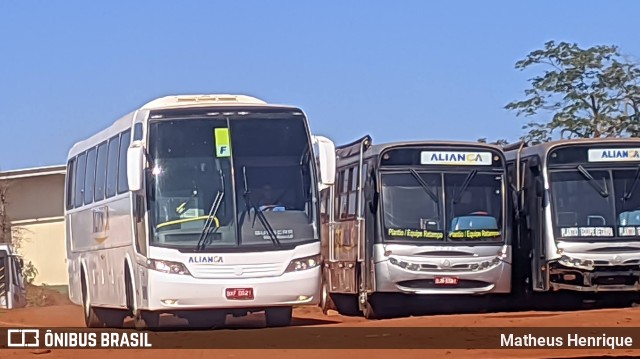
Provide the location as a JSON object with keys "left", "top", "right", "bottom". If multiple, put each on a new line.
{"left": 587, "top": 148, "right": 640, "bottom": 162}
{"left": 560, "top": 226, "right": 614, "bottom": 237}
{"left": 619, "top": 226, "right": 640, "bottom": 237}
{"left": 214, "top": 128, "right": 231, "bottom": 157}
{"left": 448, "top": 230, "right": 501, "bottom": 239}
{"left": 387, "top": 228, "right": 445, "bottom": 240}
{"left": 420, "top": 151, "right": 493, "bottom": 165}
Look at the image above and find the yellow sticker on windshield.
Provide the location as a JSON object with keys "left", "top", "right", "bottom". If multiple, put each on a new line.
{"left": 215, "top": 128, "right": 231, "bottom": 157}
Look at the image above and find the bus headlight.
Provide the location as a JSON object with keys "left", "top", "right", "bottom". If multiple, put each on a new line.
{"left": 285, "top": 255, "right": 321, "bottom": 273}
{"left": 0, "top": 295, "right": 6, "bottom": 308}
{"left": 147, "top": 259, "right": 191, "bottom": 275}
{"left": 559, "top": 255, "right": 594, "bottom": 270}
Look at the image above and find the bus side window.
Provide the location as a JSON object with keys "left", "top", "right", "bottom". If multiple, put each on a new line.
{"left": 94, "top": 141, "right": 108, "bottom": 202}
{"left": 106, "top": 134, "right": 120, "bottom": 198}
{"left": 117, "top": 129, "right": 132, "bottom": 194}
{"left": 74, "top": 152, "right": 88, "bottom": 208}
{"left": 84, "top": 147, "right": 98, "bottom": 206}
{"left": 66, "top": 157, "right": 76, "bottom": 210}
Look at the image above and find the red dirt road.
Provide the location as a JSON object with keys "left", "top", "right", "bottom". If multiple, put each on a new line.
{"left": 2, "top": 303, "right": 640, "bottom": 358}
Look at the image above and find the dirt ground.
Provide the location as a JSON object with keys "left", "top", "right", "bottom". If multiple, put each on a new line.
{"left": 2, "top": 287, "right": 640, "bottom": 358}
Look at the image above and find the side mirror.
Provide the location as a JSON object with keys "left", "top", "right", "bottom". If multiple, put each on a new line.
{"left": 528, "top": 156, "right": 541, "bottom": 176}
{"left": 312, "top": 135, "right": 336, "bottom": 187}
{"left": 127, "top": 140, "right": 145, "bottom": 192}
{"left": 535, "top": 177, "right": 544, "bottom": 198}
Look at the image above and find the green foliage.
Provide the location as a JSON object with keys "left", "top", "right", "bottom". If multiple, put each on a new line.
{"left": 477, "top": 137, "right": 509, "bottom": 146}
{"left": 505, "top": 41, "right": 640, "bottom": 144}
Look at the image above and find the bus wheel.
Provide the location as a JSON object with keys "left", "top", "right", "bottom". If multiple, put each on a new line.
{"left": 265, "top": 306, "right": 293, "bottom": 327}
{"left": 331, "top": 294, "right": 361, "bottom": 316}
{"left": 81, "top": 276, "right": 104, "bottom": 328}
{"left": 319, "top": 279, "right": 335, "bottom": 314}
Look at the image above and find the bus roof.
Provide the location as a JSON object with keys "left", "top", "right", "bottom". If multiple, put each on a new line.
{"left": 67, "top": 94, "right": 300, "bottom": 159}
{"left": 503, "top": 137, "right": 640, "bottom": 161}
{"left": 336, "top": 134, "right": 505, "bottom": 167}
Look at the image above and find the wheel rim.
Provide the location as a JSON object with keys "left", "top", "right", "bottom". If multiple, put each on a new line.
{"left": 320, "top": 282, "right": 328, "bottom": 310}
{"left": 82, "top": 282, "right": 90, "bottom": 320}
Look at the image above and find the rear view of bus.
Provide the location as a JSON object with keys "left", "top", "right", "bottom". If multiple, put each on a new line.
{"left": 64, "top": 94, "right": 335, "bottom": 329}
{"left": 320, "top": 136, "right": 511, "bottom": 318}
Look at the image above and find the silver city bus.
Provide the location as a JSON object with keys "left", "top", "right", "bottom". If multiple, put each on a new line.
{"left": 319, "top": 135, "right": 512, "bottom": 318}
{"left": 505, "top": 138, "right": 640, "bottom": 307}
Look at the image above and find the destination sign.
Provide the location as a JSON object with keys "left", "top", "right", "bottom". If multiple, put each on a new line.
{"left": 420, "top": 151, "right": 493, "bottom": 166}
{"left": 587, "top": 148, "right": 640, "bottom": 162}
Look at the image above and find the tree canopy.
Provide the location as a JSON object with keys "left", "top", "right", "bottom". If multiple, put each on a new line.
{"left": 481, "top": 41, "right": 640, "bottom": 146}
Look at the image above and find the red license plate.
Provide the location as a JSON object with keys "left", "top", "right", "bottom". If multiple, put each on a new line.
{"left": 225, "top": 288, "right": 254, "bottom": 300}
{"left": 434, "top": 277, "right": 459, "bottom": 285}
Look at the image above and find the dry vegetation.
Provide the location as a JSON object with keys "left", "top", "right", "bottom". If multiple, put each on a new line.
{"left": 25, "top": 284, "right": 72, "bottom": 307}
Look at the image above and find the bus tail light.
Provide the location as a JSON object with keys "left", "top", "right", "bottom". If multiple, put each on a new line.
{"left": 147, "top": 259, "right": 191, "bottom": 275}
{"left": 285, "top": 255, "right": 321, "bottom": 273}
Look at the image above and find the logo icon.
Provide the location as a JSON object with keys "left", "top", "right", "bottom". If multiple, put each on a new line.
{"left": 7, "top": 329, "right": 40, "bottom": 347}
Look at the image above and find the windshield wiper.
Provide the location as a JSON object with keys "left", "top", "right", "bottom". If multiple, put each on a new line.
{"left": 196, "top": 170, "right": 225, "bottom": 251}
{"left": 577, "top": 165, "right": 609, "bottom": 198}
{"left": 623, "top": 165, "right": 640, "bottom": 200}
{"left": 409, "top": 169, "right": 439, "bottom": 203}
{"left": 241, "top": 166, "right": 281, "bottom": 248}
{"left": 453, "top": 169, "right": 478, "bottom": 204}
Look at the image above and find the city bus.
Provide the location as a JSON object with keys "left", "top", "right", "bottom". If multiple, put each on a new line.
{"left": 318, "top": 135, "right": 512, "bottom": 319}
{"left": 64, "top": 94, "right": 336, "bottom": 329}
{"left": 0, "top": 243, "right": 26, "bottom": 309}
{"left": 505, "top": 138, "right": 640, "bottom": 306}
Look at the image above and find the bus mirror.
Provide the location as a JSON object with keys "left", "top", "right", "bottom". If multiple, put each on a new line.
{"left": 528, "top": 156, "right": 541, "bottom": 175}
{"left": 313, "top": 136, "right": 336, "bottom": 186}
{"left": 127, "top": 142, "right": 145, "bottom": 192}
{"left": 535, "top": 177, "right": 544, "bottom": 197}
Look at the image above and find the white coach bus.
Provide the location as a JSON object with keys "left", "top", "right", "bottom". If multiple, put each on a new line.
{"left": 64, "top": 94, "right": 336, "bottom": 329}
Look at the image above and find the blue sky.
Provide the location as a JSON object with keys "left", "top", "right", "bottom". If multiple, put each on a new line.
{"left": 2, "top": 1, "right": 640, "bottom": 171}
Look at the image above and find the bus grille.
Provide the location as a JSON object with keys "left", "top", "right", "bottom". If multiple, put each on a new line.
{"left": 189, "top": 263, "right": 284, "bottom": 278}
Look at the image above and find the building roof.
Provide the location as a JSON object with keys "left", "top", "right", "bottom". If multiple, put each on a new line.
{"left": 0, "top": 164, "right": 66, "bottom": 180}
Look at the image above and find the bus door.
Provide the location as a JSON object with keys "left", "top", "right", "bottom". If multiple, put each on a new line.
{"left": 357, "top": 160, "right": 371, "bottom": 303}
{"left": 524, "top": 156, "right": 548, "bottom": 291}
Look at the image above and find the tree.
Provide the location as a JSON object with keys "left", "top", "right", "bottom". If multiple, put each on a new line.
{"left": 504, "top": 41, "right": 640, "bottom": 144}
{"left": 478, "top": 137, "right": 509, "bottom": 146}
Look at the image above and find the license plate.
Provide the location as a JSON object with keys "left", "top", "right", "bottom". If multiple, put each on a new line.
{"left": 434, "top": 277, "right": 458, "bottom": 285}
{"left": 225, "top": 288, "right": 254, "bottom": 300}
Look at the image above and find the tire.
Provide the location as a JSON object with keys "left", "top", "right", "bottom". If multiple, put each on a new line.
{"left": 81, "top": 275, "right": 104, "bottom": 328}
{"left": 331, "top": 294, "right": 361, "bottom": 316}
{"left": 265, "top": 306, "right": 293, "bottom": 327}
{"left": 319, "top": 278, "right": 335, "bottom": 314}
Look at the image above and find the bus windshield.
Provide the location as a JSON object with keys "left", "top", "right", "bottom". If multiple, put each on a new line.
{"left": 381, "top": 170, "right": 504, "bottom": 243}
{"left": 550, "top": 167, "right": 640, "bottom": 240}
{"left": 146, "top": 111, "right": 318, "bottom": 250}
